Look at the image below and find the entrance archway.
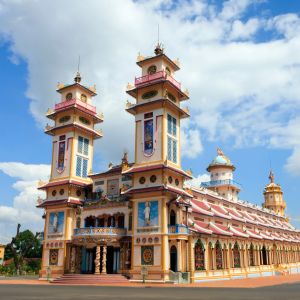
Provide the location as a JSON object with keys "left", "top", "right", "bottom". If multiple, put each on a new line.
{"left": 170, "top": 245, "right": 177, "bottom": 272}
{"left": 262, "top": 246, "right": 267, "bottom": 265}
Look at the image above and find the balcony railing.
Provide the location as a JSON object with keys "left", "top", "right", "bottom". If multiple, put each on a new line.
{"left": 135, "top": 71, "right": 181, "bottom": 90}
{"left": 168, "top": 224, "right": 189, "bottom": 234}
{"left": 201, "top": 179, "right": 242, "bottom": 189}
{"left": 55, "top": 99, "right": 96, "bottom": 114}
{"left": 74, "top": 227, "right": 127, "bottom": 236}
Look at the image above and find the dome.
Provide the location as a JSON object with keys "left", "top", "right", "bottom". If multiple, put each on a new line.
{"left": 207, "top": 148, "right": 235, "bottom": 171}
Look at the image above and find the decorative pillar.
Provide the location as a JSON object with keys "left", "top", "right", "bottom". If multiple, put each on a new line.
{"left": 102, "top": 245, "right": 107, "bottom": 274}
{"left": 94, "top": 245, "right": 101, "bottom": 274}
{"left": 177, "top": 240, "right": 182, "bottom": 272}
{"left": 226, "top": 248, "right": 231, "bottom": 270}
{"left": 70, "top": 246, "right": 76, "bottom": 273}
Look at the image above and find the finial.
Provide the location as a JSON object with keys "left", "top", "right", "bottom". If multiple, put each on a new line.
{"left": 121, "top": 151, "right": 128, "bottom": 166}
{"left": 108, "top": 162, "right": 113, "bottom": 169}
{"left": 269, "top": 170, "right": 275, "bottom": 183}
{"left": 154, "top": 24, "right": 164, "bottom": 55}
{"left": 74, "top": 56, "right": 81, "bottom": 83}
{"left": 217, "top": 147, "right": 224, "bottom": 156}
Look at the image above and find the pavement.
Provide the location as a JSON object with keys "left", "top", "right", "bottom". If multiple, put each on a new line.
{"left": 0, "top": 283, "right": 300, "bottom": 300}
{"left": 2, "top": 273, "right": 300, "bottom": 288}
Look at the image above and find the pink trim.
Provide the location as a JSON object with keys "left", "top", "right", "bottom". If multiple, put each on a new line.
{"left": 55, "top": 98, "right": 96, "bottom": 114}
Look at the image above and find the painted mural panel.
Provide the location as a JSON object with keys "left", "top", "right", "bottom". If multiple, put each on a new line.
{"left": 107, "top": 179, "right": 119, "bottom": 197}
{"left": 57, "top": 141, "right": 66, "bottom": 170}
{"left": 49, "top": 249, "right": 59, "bottom": 265}
{"left": 138, "top": 200, "right": 158, "bottom": 227}
{"left": 48, "top": 212, "right": 64, "bottom": 234}
{"left": 144, "top": 119, "right": 154, "bottom": 155}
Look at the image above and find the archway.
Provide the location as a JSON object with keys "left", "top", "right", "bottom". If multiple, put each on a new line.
{"left": 249, "top": 244, "right": 255, "bottom": 266}
{"left": 215, "top": 241, "right": 223, "bottom": 270}
{"left": 170, "top": 210, "right": 176, "bottom": 226}
{"left": 194, "top": 240, "right": 205, "bottom": 270}
{"left": 233, "top": 242, "right": 241, "bottom": 268}
{"left": 262, "top": 245, "right": 267, "bottom": 265}
{"left": 170, "top": 245, "right": 177, "bottom": 272}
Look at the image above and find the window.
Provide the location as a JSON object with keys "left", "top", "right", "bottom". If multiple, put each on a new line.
{"left": 233, "top": 242, "right": 241, "bottom": 268}
{"left": 76, "top": 136, "right": 89, "bottom": 178}
{"left": 76, "top": 156, "right": 88, "bottom": 177}
{"left": 147, "top": 65, "right": 157, "bottom": 75}
{"left": 167, "top": 114, "right": 177, "bottom": 163}
{"left": 144, "top": 113, "right": 154, "bottom": 155}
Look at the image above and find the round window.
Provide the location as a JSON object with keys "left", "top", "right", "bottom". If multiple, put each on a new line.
{"left": 175, "top": 179, "right": 179, "bottom": 186}
{"left": 59, "top": 189, "right": 64, "bottom": 195}
{"left": 165, "top": 67, "right": 171, "bottom": 76}
{"left": 168, "top": 176, "right": 173, "bottom": 184}
{"left": 142, "top": 90, "right": 158, "bottom": 100}
{"left": 66, "top": 93, "right": 73, "bottom": 101}
{"left": 147, "top": 65, "right": 157, "bottom": 75}
{"left": 139, "top": 177, "right": 146, "bottom": 184}
{"left": 150, "top": 175, "right": 157, "bottom": 183}
{"left": 79, "top": 116, "right": 91, "bottom": 125}
{"left": 52, "top": 190, "right": 57, "bottom": 196}
{"left": 76, "top": 190, "right": 82, "bottom": 197}
{"left": 59, "top": 116, "right": 71, "bottom": 123}
{"left": 80, "top": 94, "right": 87, "bottom": 102}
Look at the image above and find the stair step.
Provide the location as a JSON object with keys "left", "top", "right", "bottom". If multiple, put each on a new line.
{"left": 51, "top": 274, "right": 129, "bottom": 285}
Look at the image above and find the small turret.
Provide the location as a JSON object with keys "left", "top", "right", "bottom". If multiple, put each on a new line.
{"left": 201, "top": 148, "right": 240, "bottom": 201}
{"left": 263, "top": 170, "right": 286, "bottom": 216}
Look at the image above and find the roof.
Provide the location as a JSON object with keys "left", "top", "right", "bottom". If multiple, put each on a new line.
{"left": 207, "top": 148, "right": 235, "bottom": 171}
{"left": 38, "top": 179, "right": 91, "bottom": 190}
{"left": 90, "top": 163, "right": 134, "bottom": 178}
{"left": 136, "top": 52, "right": 180, "bottom": 71}
{"left": 56, "top": 82, "right": 97, "bottom": 96}
{"left": 37, "top": 198, "right": 82, "bottom": 208}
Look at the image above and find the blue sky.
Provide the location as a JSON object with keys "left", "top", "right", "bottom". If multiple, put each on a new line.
{"left": 0, "top": 0, "right": 300, "bottom": 242}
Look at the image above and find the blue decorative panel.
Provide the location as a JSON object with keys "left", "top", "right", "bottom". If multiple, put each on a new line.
{"left": 144, "top": 119, "right": 154, "bottom": 155}
{"left": 138, "top": 200, "right": 158, "bottom": 227}
{"left": 48, "top": 212, "right": 64, "bottom": 234}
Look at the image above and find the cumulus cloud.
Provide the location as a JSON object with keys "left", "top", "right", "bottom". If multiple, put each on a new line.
{"left": 185, "top": 173, "right": 210, "bottom": 188}
{"left": 0, "top": 162, "right": 49, "bottom": 243}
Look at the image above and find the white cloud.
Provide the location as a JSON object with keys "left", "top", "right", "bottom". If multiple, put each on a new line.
{"left": 0, "top": 162, "right": 49, "bottom": 243}
{"left": 185, "top": 173, "right": 210, "bottom": 188}
{"left": 0, "top": 0, "right": 299, "bottom": 175}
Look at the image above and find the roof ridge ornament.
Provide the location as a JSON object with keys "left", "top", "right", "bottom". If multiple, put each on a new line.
{"left": 217, "top": 147, "right": 224, "bottom": 156}
{"left": 269, "top": 170, "right": 275, "bottom": 183}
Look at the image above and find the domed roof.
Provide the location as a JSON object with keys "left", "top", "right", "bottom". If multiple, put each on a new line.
{"left": 207, "top": 148, "right": 235, "bottom": 171}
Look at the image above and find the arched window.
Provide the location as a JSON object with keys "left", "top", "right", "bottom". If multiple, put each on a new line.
{"left": 215, "top": 241, "right": 223, "bottom": 270}
{"left": 233, "top": 242, "right": 241, "bottom": 268}
{"left": 262, "top": 245, "right": 268, "bottom": 265}
{"left": 118, "top": 215, "right": 125, "bottom": 228}
{"left": 147, "top": 65, "right": 157, "bottom": 75}
{"left": 84, "top": 216, "right": 95, "bottom": 227}
{"left": 107, "top": 216, "right": 115, "bottom": 227}
{"left": 170, "top": 210, "right": 176, "bottom": 226}
{"left": 170, "top": 245, "right": 177, "bottom": 272}
{"left": 165, "top": 67, "right": 171, "bottom": 76}
{"left": 249, "top": 244, "right": 255, "bottom": 266}
{"left": 195, "top": 240, "right": 205, "bottom": 270}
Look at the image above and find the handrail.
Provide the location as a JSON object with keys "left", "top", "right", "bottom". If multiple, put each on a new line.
{"left": 55, "top": 98, "right": 96, "bottom": 114}
{"left": 74, "top": 226, "right": 127, "bottom": 236}
{"left": 201, "top": 179, "right": 242, "bottom": 189}
{"left": 135, "top": 71, "right": 181, "bottom": 90}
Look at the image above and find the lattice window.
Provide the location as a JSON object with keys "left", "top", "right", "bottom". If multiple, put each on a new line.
{"left": 76, "top": 156, "right": 82, "bottom": 177}
{"left": 195, "top": 240, "right": 205, "bottom": 270}
{"left": 216, "top": 241, "right": 223, "bottom": 270}
{"left": 233, "top": 243, "right": 241, "bottom": 268}
{"left": 78, "top": 136, "right": 83, "bottom": 153}
{"left": 76, "top": 156, "right": 88, "bottom": 178}
{"left": 78, "top": 136, "right": 89, "bottom": 155}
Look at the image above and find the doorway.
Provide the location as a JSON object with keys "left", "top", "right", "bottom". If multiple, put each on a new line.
{"left": 170, "top": 245, "right": 177, "bottom": 272}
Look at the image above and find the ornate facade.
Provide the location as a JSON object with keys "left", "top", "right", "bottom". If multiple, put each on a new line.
{"left": 38, "top": 45, "right": 300, "bottom": 283}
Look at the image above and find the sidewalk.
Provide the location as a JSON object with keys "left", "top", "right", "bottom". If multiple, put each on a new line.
{"left": 1, "top": 273, "right": 300, "bottom": 288}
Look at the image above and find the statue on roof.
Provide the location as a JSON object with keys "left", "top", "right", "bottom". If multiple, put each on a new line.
{"left": 217, "top": 148, "right": 224, "bottom": 156}
{"left": 74, "top": 71, "right": 81, "bottom": 83}
{"left": 269, "top": 170, "right": 275, "bottom": 183}
{"left": 122, "top": 151, "right": 128, "bottom": 166}
{"left": 154, "top": 42, "right": 164, "bottom": 55}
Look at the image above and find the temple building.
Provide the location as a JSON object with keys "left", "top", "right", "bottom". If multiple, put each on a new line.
{"left": 0, "top": 244, "right": 5, "bottom": 265}
{"left": 37, "top": 45, "right": 300, "bottom": 283}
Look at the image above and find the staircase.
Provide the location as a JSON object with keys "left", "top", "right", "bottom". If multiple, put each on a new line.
{"left": 51, "top": 274, "right": 129, "bottom": 285}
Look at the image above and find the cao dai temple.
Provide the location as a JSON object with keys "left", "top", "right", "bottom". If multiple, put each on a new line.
{"left": 37, "top": 44, "right": 300, "bottom": 283}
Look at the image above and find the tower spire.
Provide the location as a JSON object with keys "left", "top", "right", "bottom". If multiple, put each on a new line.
{"left": 74, "top": 56, "right": 81, "bottom": 83}
{"left": 154, "top": 24, "right": 164, "bottom": 55}
{"left": 269, "top": 170, "right": 275, "bottom": 183}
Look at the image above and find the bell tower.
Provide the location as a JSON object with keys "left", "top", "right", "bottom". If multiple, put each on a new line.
{"left": 38, "top": 72, "right": 103, "bottom": 278}
{"left": 263, "top": 170, "right": 286, "bottom": 216}
{"left": 123, "top": 44, "right": 193, "bottom": 281}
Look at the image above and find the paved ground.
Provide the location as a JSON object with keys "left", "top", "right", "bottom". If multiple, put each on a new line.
{"left": 0, "top": 283, "right": 300, "bottom": 300}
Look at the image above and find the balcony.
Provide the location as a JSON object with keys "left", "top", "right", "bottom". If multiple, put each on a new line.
{"left": 55, "top": 99, "right": 96, "bottom": 114}
{"left": 74, "top": 227, "right": 127, "bottom": 237}
{"left": 135, "top": 71, "right": 181, "bottom": 90}
{"left": 201, "top": 179, "right": 242, "bottom": 189}
{"left": 168, "top": 224, "right": 189, "bottom": 234}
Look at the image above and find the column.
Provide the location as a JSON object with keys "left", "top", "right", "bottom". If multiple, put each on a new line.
{"left": 70, "top": 246, "right": 76, "bottom": 273}
{"left": 94, "top": 245, "right": 101, "bottom": 274}
{"left": 204, "top": 243, "right": 209, "bottom": 271}
{"left": 177, "top": 240, "right": 182, "bottom": 271}
{"left": 243, "top": 248, "right": 248, "bottom": 269}
{"left": 102, "top": 245, "right": 107, "bottom": 274}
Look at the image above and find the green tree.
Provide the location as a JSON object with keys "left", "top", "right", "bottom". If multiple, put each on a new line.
{"left": 7, "top": 224, "right": 42, "bottom": 275}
